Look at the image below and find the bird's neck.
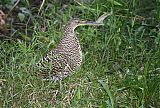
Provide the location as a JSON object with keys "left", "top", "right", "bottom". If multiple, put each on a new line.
{"left": 63, "top": 26, "right": 76, "bottom": 38}
{"left": 57, "top": 26, "right": 80, "bottom": 52}
{"left": 64, "top": 25, "right": 75, "bottom": 32}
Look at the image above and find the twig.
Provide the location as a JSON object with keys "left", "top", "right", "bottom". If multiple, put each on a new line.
{"left": 0, "top": 33, "right": 16, "bottom": 40}
{"left": 38, "top": 0, "right": 46, "bottom": 15}
{"left": 8, "top": 0, "right": 21, "bottom": 16}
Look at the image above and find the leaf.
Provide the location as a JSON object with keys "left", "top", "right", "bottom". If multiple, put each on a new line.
{"left": 100, "top": 101, "right": 107, "bottom": 108}
{"left": 76, "top": 88, "right": 81, "bottom": 99}
{"left": 18, "top": 13, "right": 25, "bottom": 22}
{"left": 98, "top": 80, "right": 114, "bottom": 108}
{"left": 19, "top": 7, "right": 30, "bottom": 15}
{"left": 107, "top": 0, "right": 123, "bottom": 6}
{"left": 19, "top": 33, "right": 31, "bottom": 41}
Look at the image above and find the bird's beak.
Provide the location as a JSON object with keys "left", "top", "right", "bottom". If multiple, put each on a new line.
{"left": 80, "top": 21, "right": 104, "bottom": 26}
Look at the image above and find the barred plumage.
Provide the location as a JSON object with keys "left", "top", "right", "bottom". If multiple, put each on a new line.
{"left": 37, "top": 18, "right": 104, "bottom": 81}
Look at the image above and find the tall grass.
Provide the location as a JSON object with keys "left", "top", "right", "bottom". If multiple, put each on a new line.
{"left": 0, "top": 0, "right": 160, "bottom": 107}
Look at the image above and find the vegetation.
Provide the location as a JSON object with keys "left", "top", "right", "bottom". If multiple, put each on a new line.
{"left": 0, "top": 0, "right": 160, "bottom": 107}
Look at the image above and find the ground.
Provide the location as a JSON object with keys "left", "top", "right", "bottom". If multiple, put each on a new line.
{"left": 0, "top": 0, "right": 160, "bottom": 107}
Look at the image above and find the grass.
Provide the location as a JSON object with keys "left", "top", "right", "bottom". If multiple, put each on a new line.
{"left": 0, "top": 0, "right": 160, "bottom": 107}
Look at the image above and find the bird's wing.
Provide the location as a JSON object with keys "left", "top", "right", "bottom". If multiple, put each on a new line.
{"left": 37, "top": 50, "right": 73, "bottom": 80}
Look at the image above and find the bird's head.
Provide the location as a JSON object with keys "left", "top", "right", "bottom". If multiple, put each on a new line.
{"left": 65, "top": 18, "right": 104, "bottom": 31}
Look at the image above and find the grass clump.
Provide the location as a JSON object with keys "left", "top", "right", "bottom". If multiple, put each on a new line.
{"left": 0, "top": 0, "right": 160, "bottom": 107}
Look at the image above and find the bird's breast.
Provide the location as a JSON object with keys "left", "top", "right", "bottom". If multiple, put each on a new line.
{"left": 57, "top": 36, "right": 82, "bottom": 68}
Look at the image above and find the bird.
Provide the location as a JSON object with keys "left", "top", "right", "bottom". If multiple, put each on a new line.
{"left": 37, "top": 18, "right": 104, "bottom": 81}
